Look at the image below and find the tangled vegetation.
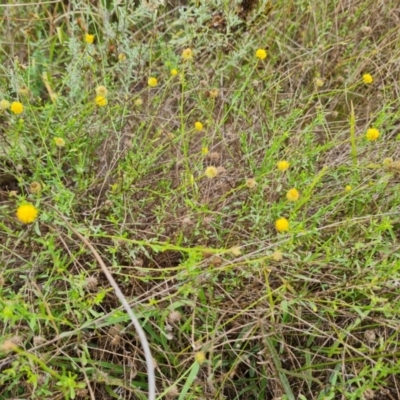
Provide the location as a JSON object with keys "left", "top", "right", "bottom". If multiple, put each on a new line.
{"left": 1, "top": 0, "right": 400, "bottom": 399}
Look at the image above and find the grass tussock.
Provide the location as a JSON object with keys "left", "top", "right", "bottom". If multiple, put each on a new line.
{"left": 1, "top": 0, "right": 400, "bottom": 399}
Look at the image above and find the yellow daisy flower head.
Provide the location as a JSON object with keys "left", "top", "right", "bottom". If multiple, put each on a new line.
{"left": 16, "top": 203, "right": 39, "bottom": 224}
{"left": 195, "top": 351, "right": 206, "bottom": 364}
{"left": 362, "top": 73, "right": 373, "bottom": 84}
{"left": 85, "top": 33, "right": 95, "bottom": 44}
{"left": 345, "top": 185, "right": 352, "bottom": 192}
{"left": 134, "top": 98, "right": 143, "bottom": 107}
{"left": 286, "top": 188, "right": 300, "bottom": 202}
{"left": 95, "top": 95, "right": 107, "bottom": 107}
{"left": 314, "top": 78, "right": 324, "bottom": 88}
{"left": 194, "top": 121, "right": 203, "bottom": 131}
{"left": 54, "top": 137, "right": 65, "bottom": 147}
{"left": 275, "top": 217, "right": 289, "bottom": 232}
{"left": 148, "top": 77, "right": 158, "bottom": 88}
{"left": 201, "top": 147, "right": 209, "bottom": 155}
{"left": 171, "top": 69, "right": 178, "bottom": 76}
{"left": 277, "top": 160, "right": 290, "bottom": 171}
{"left": 0, "top": 99, "right": 10, "bottom": 110}
{"left": 205, "top": 166, "right": 218, "bottom": 179}
{"left": 365, "top": 128, "right": 380, "bottom": 141}
{"left": 10, "top": 101, "right": 24, "bottom": 114}
{"left": 181, "top": 48, "right": 193, "bottom": 61}
{"left": 255, "top": 48, "right": 267, "bottom": 60}
{"left": 95, "top": 85, "right": 108, "bottom": 97}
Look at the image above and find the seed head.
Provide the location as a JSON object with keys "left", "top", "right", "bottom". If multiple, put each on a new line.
{"left": 95, "top": 85, "right": 108, "bottom": 97}
{"left": 54, "top": 137, "right": 65, "bottom": 147}
{"left": 195, "top": 351, "right": 206, "bottom": 364}
{"left": 29, "top": 181, "right": 42, "bottom": 194}
{"left": 118, "top": 53, "right": 127, "bottom": 62}
{"left": 246, "top": 178, "right": 257, "bottom": 189}
{"left": 0, "top": 99, "right": 10, "bottom": 110}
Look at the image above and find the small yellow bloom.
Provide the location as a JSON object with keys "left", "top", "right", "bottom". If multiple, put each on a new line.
{"left": 0, "top": 100, "right": 10, "bottom": 110}
{"left": 275, "top": 217, "right": 289, "bottom": 232}
{"left": 365, "top": 128, "right": 380, "bottom": 141}
{"left": 205, "top": 166, "right": 218, "bottom": 179}
{"left": 255, "top": 48, "right": 267, "bottom": 60}
{"left": 16, "top": 203, "right": 39, "bottom": 224}
{"left": 54, "top": 137, "right": 65, "bottom": 147}
{"left": 171, "top": 69, "right": 178, "bottom": 76}
{"left": 286, "top": 188, "right": 300, "bottom": 202}
{"left": 95, "top": 95, "right": 107, "bottom": 107}
{"left": 85, "top": 33, "right": 95, "bottom": 44}
{"left": 383, "top": 157, "right": 393, "bottom": 167}
{"left": 315, "top": 78, "right": 324, "bottom": 88}
{"left": 118, "top": 53, "right": 126, "bottom": 62}
{"left": 195, "top": 351, "right": 206, "bottom": 364}
{"left": 345, "top": 185, "right": 352, "bottom": 192}
{"left": 148, "top": 77, "right": 158, "bottom": 88}
{"left": 194, "top": 121, "right": 203, "bottom": 131}
{"left": 362, "top": 73, "right": 373, "bottom": 84}
{"left": 277, "top": 160, "right": 290, "bottom": 171}
{"left": 134, "top": 98, "right": 143, "bottom": 107}
{"left": 10, "top": 101, "right": 24, "bottom": 114}
{"left": 95, "top": 85, "right": 108, "bottom": 97}
{"left": 201, "top": 147, "right": 209, "bottom": 155}
{"left": 182, "top": 48, "right": 193, "bottom": 61}
{"left": 246, "top": 178, "right": 257, "bottom": 189}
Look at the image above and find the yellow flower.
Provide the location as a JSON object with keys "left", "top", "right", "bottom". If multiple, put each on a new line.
{"left": 85, "top": 33, "right": 95, "bottom": 44}
{"left": 195, "top": 351, "right": 206, "bottom": 364}
{"left": 345, "top": 185, "right": 352, "bottom": 192}
{"left": 118, "top": 53, "right": 126, "bottom": 62}
{"left": 314, "top": 78, "right": 324, "bottom": 88}
{"left": 171, "top": 69, "right": 178, "bottom": 76}
{"left": 201, "top": 147, "right": 209, "bottom": 155}
{"left": 255, "top": 48, "right": 267, "bottom": 60}
{"left": 277, "top": 160, "right": 289, "bottom": 171}
{"left": 205, "top": 166, "right": 218, "bottom": 179}
{"left": 182, "top": 48, "right": 193, "bottom": 61}
{"left": 275, "top": 217, "right": 289, "bottom": 232}
{"left": 363, "top": 73, "right": 373, "bottom": 84}
{"left": 95, "top": 95, "right": 107, "bottom": 107}
{"left": 148, "top": 77, "right": 158, "bottom": 88}
{"left": 134, "top": 98, "right": 143, "bottom": 107}
{"left": 10, "top": 101, "right": 24, "bottom": 114}
{"left": 383, "top": 157, "right": 393, "bottom": 167}
{"left": 16, "top": 203, "right": 39, "bottom": 224}
{"left": 365, "top": 128, "right": 380, "bottom": 141}
{"left": 0, "top": 100, "right": 10, "bottom": 110}
{"left": 95, "top": 85, "right": 108, "bottom": 97}
{"left": 286, "top": 188, "right": 300, "bottom": 202}
{"left": 194, "top": 121, "right": 203, "bottom": 131}
{"left": 54, "top": 137, "right": 65, "bottom": 147}
{"left": 246, "top": 178, "right": 257, "bottom": 189}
